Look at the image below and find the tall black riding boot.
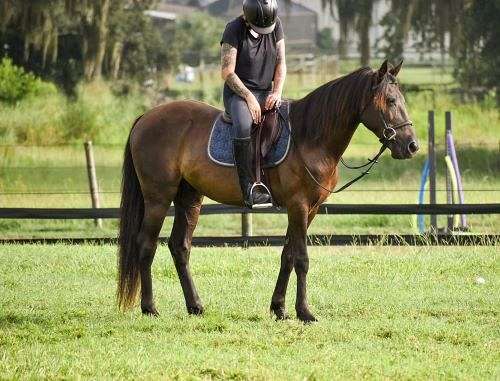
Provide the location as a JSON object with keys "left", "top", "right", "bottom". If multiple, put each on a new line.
{"left": 233, "top": 137, "right": 272, "bottom": 209}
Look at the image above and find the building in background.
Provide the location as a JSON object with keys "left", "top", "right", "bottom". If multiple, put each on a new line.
{"left": 205, "top": 0, "right": 317, "bottom": 53}
{"left": 155, "top": 0, "right": 450, "bottom": 63}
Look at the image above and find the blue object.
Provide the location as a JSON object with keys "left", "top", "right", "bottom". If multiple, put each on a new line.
{"left": 208, "top": 104, "right": 291, "bottom": 168}
{"left": 418, "top": 159, "right": 430, "bottom": 234}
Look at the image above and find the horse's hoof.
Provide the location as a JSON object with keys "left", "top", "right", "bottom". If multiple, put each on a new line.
{"left": 270, "top": 304, "right": 289, "bottom": 320}
{"left": 141, "top": 306, "right": 159, "bottom": 317}
{"left": 297, "top": 310, "right": 317, "bottom": 324}
{"left": 187, "top": 304, "right": 204, "bottom": 315}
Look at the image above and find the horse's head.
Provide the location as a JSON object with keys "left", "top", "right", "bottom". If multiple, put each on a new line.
{"left": 360, "top": 60, "right": 419, "bottom": 159}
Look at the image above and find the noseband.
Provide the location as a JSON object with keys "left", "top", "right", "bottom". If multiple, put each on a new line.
{"left": 378, "top": 111, "right": 413, "bottom": 145}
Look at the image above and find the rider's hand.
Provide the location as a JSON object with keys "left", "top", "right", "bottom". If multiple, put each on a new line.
{"left": 245, "top": 93, "right": 262, "bottom": 124}
{"left": 264, "top": 91, "right": 281, "bottom": 111}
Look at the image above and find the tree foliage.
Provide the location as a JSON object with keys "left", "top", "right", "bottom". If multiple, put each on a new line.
{"left": 174, "top": 12, "right": 225, "bottom": 66}
{"left": 455, "top": 0, "right": 500, "bottom": 103}
{"left": 0, "top": 0, "right": 172, "bottom": 92}
{"left": 314, "top": 0, "right": 498, "bottom": 101}
{"left": 0, "top": 57, "right": 42, "bottom": 103}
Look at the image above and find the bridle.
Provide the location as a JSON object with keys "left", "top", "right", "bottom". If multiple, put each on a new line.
{"left": 295, "top": 80, "right": 413, "bottom": 194}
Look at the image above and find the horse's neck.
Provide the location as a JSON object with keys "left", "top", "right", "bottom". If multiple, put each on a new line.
{"left": 330, "top": 123, "right": 359, "bottom": 161}
{"left": 290, "top": 102, "right": 359, "bottom": 164}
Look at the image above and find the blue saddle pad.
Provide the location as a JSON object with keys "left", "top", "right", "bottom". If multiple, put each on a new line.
{"left": 208, "top": 103, "right": 291, "bottom": 168}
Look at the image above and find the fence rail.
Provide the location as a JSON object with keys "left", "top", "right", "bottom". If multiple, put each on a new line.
{"left": 1, "top": 204, "right": 498, "bottom": 246}
{"left": 0, "top": 203, "right": 499, "bottom": 219}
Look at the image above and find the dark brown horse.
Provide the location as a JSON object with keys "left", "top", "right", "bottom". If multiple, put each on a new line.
{"left": 117, "top": 60, "right": 418, "bottom": 322}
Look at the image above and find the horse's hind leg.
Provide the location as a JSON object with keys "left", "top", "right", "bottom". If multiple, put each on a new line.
{"left": 138, "top": 196, "right": 172, "bottom": 316}
{"left": 168, "top": 179, "right": 204, "bottom": 315}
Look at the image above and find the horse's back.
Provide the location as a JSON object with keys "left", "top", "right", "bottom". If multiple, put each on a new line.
{"left": 131, "top": 99, "right": 219, "bottom": 148}
{"left": 129, "top": 100, "right": 222, "bottom": 186}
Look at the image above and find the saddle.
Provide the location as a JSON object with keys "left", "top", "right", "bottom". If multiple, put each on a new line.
{"left": 222, "top": 103, "right": 283, "bottom": 160}
{"left": 208, "top": 101, "right": 291, "bottom": 174}
{"left": 223, "top": 103, "right": 284, "bottom": 193}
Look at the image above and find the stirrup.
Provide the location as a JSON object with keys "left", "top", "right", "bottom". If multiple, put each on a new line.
{"left": 249, "top": 182, "right": 273, "bottom": 209}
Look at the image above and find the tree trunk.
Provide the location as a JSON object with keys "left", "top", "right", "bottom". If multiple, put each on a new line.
{"left": 82, "top": 31, "right": 96, "bottom": 81}
{"left": 110, "top": 41, "right": 123, "bottom": 79}
{"left": 93, "top": 0, "right": 110, "bottom": 80}
{"left": 81, "top": 0, "right": 110, "bottom": 81}
{"left": 358, "top": 14, "right": 371, "bottom": 66}
{"left": 336, "top": 0, "right": 356, "bottom": 59}
{"left": 338, "top": 21, "right": 349, "bottom": 58}
{"left": 400, "top": 0, "right": 416, "bottom": 41}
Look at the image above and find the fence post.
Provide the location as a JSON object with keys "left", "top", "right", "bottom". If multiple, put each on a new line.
{"left": 445, "top": 111, "right": 453, "bottom": 232}
{"left": 241, "top": 211, "right": 252, "bottom": 237}
{"left": 428, "top": 111, "right": 437, "bottom": 233}
{"left": 84, "top": 141, "right": 102, "bottom": 228}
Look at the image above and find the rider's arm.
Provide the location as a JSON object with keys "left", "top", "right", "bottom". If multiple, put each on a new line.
{"left": 221, "top": 43, "right": 251, "bottom": 100}
{"left": 272, "top": 39, "right": 287, "bottom": 96}
{"left": 221, "top": 42, "right": 261, "bottom": 123}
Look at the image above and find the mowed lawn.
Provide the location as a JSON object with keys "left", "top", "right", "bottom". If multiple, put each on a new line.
{"left": 0, "top": 244, "right": 498, "bottom": 380}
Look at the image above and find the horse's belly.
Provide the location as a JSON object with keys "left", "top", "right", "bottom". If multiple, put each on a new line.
{"left": 181, "top": 137, "right": 245, "bottom": 206}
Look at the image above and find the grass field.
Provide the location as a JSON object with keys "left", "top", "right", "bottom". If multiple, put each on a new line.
{"left": 0, "top": 244, "right": 498, "bottom": 379}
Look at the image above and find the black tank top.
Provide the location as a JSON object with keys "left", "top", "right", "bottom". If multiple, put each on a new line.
{"left": 221, "top": 16, "right": 284, "bottom": 93}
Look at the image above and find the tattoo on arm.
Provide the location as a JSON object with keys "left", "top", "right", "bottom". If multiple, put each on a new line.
{"left": 273, "top": 40, "right": 287, "bottom": 94}
{"left": 226, "top": 73, "right": 251, "bottom": 99}
{"left": 276, "top": 40, "right": 286, "bottom": 66}
{"left": 221, "top": 43, "right": 234, "bottom": 73}
{"left": 221, "top": 43, "right": 251, "bottom": 99}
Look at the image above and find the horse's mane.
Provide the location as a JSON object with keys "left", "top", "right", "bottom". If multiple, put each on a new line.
{"left": 290, "top": 67, "right": 389, "bottom": 145}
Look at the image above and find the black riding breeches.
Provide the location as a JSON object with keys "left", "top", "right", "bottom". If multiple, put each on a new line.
{"left": 223, "top": 87, "right": 270, "bottom": 139}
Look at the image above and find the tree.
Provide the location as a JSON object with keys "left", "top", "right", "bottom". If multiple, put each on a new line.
{"left": 378, "top": 0, "right": 418, "bottom": 61}
{"left": 0, "top": 0, "right": 171, "bottom": 90}
{"left": 333, "top": 0, "right": 357, "bottom": 59}
{"left": 174, "top": 12, "right": 225, "bottom": 67}
{"left": 318, "top": 0, "right": 375, "bottom": 66}
{"left": 356, "top": 0, "right": 374, "bottom": 66}
{"left": 455, "top": 0, "right": 500, "bottom": 104}
{"left": 317, "top": 28, "right": 335, "bottom": 54}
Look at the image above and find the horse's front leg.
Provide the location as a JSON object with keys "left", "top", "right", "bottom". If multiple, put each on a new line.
{"left": 270, "top": 230, "right": 294, "bottom": 320}
{"left": 292, "top": 206, "right": 317, "bottom": 323}
{"left": 271, "top": 204, "right": 318, "bottom": 322}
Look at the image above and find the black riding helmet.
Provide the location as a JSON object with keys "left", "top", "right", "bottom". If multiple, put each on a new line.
{"left": 243, "top": 0, "right": 278, "bottom": 35}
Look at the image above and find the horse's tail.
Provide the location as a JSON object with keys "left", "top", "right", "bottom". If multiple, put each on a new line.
{"left": 117, "top": 117, "right": 144, "bottom": 310}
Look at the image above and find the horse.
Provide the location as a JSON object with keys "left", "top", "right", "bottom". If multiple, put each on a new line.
{"left": 117, "top": 60, "right": 419, "bottom": 323}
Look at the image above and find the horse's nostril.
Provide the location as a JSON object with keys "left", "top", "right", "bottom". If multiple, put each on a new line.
{"left": 408, "top": 141, "right": 419, "bottom": 154}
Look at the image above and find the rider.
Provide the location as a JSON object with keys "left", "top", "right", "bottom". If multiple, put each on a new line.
{"left": 220, "top": 0, "right": 286, "bottom": 208}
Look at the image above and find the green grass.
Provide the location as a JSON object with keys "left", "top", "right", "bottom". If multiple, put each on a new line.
{"left": 0, "top": 81, "right": 147, "bottom": 145}
{"left": 0, "top": 244, "right": 498, "bottom": 379}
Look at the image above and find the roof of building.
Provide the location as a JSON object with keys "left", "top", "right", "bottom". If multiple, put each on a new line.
{"left": 206, "top": 0, "right": 315, "bottom": 17}
{"left": 155, "top": 2, "right": 200, "bottom": 17}
{"left": 145, "top": 10, "right": 177, "bottom": 20}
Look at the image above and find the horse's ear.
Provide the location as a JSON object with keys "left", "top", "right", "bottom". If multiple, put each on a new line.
{"left": 377, "top": 60, "right": 389, "bottom": 82}
{"left": 390, "top": 59, "right": 404, "bottom": 77}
